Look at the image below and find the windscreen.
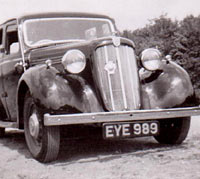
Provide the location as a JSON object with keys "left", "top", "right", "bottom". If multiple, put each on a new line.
{"left": 23, "top": 17, "right": 114, "bottom": 47}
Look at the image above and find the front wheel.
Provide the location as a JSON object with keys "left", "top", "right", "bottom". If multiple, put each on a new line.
{"left": 24, "top": 92, "right": 60, "bottom": 163}
{"left": 154, "top": 117, "right": 190, "bottom": 144}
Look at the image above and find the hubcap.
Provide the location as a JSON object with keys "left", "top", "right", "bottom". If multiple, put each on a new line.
{"left": 29, "top": 112, "right": 40, "bottom": 139}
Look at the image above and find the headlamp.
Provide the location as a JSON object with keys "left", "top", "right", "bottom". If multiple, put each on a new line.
{"left": 141, "top": 48, "right": 162, "bottom": 71}
{"left": 62, "top": 49, "right": 86, "bottom": 74}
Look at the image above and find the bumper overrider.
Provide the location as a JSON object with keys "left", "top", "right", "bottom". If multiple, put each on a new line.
{"left": 44, "top": 106, "right": 200, "bottom": 126}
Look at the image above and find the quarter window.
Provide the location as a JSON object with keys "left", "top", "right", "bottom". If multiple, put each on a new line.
{"left": 6, "top": 25, "right": 19, "bottom": 54}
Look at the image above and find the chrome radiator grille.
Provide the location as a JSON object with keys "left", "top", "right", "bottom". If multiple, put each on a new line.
{"left": 94, "top": 44, "right": 141, "bottom": 111}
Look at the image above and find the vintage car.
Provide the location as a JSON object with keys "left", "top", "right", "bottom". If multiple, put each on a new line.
{"left": 0, "top": 12, "right": 199, "bottom": 163}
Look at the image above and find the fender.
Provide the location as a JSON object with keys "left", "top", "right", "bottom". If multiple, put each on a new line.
{"left": 17, "top": 65, "right": 103, "bottom": 117}
{"left": 141, "top": 61, "right": 194, "bottom": 109}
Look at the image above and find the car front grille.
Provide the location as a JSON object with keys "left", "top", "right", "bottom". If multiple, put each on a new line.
{"left": 93, "top": 43, "right": 141, "bottom": 111}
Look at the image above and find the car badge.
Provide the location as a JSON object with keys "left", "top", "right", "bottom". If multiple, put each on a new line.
{"left": 104, "top": 61, "right": 117, "bottom": 74}
{"left": 112, "top": 36, "right": 120, "bottom": 47}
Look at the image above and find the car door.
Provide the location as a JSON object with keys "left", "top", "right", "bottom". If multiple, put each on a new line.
{"left": 0, "top": 26, "right": 10, "bottom": 120}
{"left": 1, "top": 23, "right": 23, "bottom": 121}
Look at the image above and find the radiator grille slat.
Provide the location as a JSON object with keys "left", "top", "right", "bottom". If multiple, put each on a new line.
{"left": 94, "top": 44, "right": 140, "bottom": 111}
{"left": 104, "top": 46, "right": 115, "bottom": 110}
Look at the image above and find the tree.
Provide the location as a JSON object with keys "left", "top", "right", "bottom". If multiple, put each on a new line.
{"left": 172, "top": 15, "right": 200, "bottom": 100}
{"left": 123, "top": 15, "right": 178, "bottom": 56}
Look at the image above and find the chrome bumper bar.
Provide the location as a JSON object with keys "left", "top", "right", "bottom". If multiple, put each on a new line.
{"left": 44, "top": 106, "right": 200, "bottom": 126}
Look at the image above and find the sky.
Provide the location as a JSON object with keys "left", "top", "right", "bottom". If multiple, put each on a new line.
{"left": 0, "top": 0, "right": 199, "bottom": 31}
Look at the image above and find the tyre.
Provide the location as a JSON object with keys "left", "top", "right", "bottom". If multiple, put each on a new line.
{"left": 0, "top": 128, "right": 5, "bottom": 137}
{"left": 154, "top": 117, "right": 190, "bottom": 144}
{"left": 23, "top": 92, "right": 60, "bottom": 163}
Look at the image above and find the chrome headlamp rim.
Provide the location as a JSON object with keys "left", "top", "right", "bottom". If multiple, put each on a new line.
{"left": 61, "top": 49, "right": 86, "bottom": 74}
{"left": 141, "top": 48, "right": 162, "bottom": 71}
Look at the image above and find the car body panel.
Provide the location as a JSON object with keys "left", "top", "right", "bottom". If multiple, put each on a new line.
{"left": 141, "top": 60, "right": 194, "bottom": 109}
{"left": 18, "top": 12, "right": 115, "bottom": 24}
{"left": 27, "top": 41, "right": 92, "bottom": 67}
{"left": 1, "top": 53, "right": 22, "bottom": 121}
{"left": 18, "top": 65, "right": 103, "bottom": 113}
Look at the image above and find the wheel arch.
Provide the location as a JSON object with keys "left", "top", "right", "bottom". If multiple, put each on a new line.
{"left": 17, "top": 80, "right": 29, "bottom": 129}
{"left": 16, "top": 79, "right": 82, "bottom": 129}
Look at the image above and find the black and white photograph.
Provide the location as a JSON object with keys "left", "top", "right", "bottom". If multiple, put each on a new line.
{"left": 0, "top": 0, "right": 200, "bottom": 178}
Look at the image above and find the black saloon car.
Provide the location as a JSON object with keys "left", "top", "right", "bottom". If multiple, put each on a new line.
{"left": 0, "top": 13, "right": 199, "bottom": 162}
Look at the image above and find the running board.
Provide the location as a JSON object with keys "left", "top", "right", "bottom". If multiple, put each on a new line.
{"left": 0, "top": 121, "right": 18, "bottom": 128}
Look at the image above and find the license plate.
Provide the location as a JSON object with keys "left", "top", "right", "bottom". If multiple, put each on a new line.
{"left": 103, "top": 121, "right": 159, "bottom": 139}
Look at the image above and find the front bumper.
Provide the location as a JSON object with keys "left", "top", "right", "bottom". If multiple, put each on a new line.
{"left": 44, "top": 106, "right": 200, "bottom": 126}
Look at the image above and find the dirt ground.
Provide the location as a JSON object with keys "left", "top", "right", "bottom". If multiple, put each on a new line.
{"left": 0, "top": 116, "right": 200, "bottom": 179}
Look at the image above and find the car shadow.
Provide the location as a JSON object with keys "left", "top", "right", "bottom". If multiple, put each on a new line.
{"left": 57, "top": 136, "right": 187, "bottom": 165}
{"left": 0, "top": 128, "right": 188, "bottom": 164}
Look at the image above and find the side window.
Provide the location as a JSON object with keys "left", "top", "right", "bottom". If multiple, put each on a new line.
{"left": 0, "top": 29, "right": 2, "bottom": 45}
{"left": 5, "top": 25, "right": 19, "bottom": 55}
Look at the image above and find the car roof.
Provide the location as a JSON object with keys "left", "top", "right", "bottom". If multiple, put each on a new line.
{"left": 18, "top": 12, "right": 115, "bottom": 23}
{"left": 0, "top": 12, "right": 116, "bottom": 29}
